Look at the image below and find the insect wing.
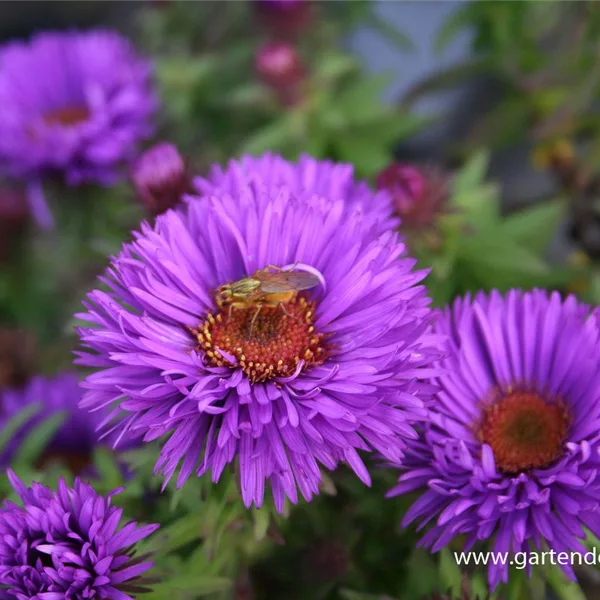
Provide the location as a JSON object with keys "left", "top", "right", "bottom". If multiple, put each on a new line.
{"left": 255, "top": 271, "right": 321, "bottom": 293}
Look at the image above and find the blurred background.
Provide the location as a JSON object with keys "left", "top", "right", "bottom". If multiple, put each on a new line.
{"left": 2, "top": 2, "right": 600, "bottom": 599}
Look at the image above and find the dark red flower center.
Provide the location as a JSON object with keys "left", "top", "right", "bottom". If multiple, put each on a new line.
{"left": 44, "top": 106, "right": 90, "bottom": 127}
{"left": 192, "top": 295, "right": 326, "bottom": 384}
{"left": 478, "top": 391, "right": 570, "bottom": 473}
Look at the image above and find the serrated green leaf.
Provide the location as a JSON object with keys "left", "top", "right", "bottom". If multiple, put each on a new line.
{"left": 12, "top": 411, "right": 67, "bottom": 467}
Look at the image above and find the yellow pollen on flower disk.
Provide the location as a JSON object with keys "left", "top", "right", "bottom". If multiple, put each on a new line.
{"left": 192, "top": 295, "right": 326, "bottom": 384}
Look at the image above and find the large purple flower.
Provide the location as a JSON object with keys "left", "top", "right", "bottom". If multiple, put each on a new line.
{"left": 76, "top": 176, "right": 438, "bottom": 511}
{"left": 389, "top": 290, "right": 600, "bottom": 589}
{"left": 194, "top": 152, "right": 398, "bottom": 233}
{"left": 0, "top": 30, "right": 156, "bottom": 186}
{"left": 0, "top": 470, "right": 158, "bottom": 599}
{"left": 0, "top": 372, "right": 135, "bottom": 473}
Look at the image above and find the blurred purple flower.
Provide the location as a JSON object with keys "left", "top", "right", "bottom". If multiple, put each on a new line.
{"left": 195, "top": 152, "right": 398, "bottom": 234}
{"left": 0, "top": 30, "right": 157, "bottom": 187}
{"left": 0, "top": 470, "right": 158, "bottom": 599}
{"left": 76, "top": 174, "right": 438, "bottom": 511}
{"left": 389, "top": 290, "right": 600, "bottom": 589}
{"left": 0, "top": 372, "right": 137, "bottom": 473}
{"left": 131, "top": 142, "right": 189, "bottom": 216}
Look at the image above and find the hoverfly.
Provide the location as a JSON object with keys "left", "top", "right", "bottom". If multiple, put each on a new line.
{"left": 216, "top": 265, "right": 322, "bottom": 332}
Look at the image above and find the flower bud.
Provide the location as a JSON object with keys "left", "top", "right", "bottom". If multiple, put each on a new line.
{"left": 131, "top": 143, "right": 189, "bottom": 216}
{"left": 376, "top": 162, "right": 450, "bottom": 229}
{"left": 255, "top": 42, "right": 305, "bottom": 106}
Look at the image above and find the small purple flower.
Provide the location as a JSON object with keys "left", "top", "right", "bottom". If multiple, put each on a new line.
{"left": 131, "top": 143, "right": 189, "bottom": 216}
{"left": 195, "top": 152, "right": 398, "bottom": 234}
{"left": 0, "top": 470, "right": 158, "bottom": 599}
{"left": 0, "top": 30, "right": 157, "bottom": 186}
{"left": 389, "top": 290, "right": 600, "bottom": 589}
{"left": 0, "top": 372, "right": 135, "bottom": 473}
{"left": 77, "top": 174, "right": 438, "bottom": 511}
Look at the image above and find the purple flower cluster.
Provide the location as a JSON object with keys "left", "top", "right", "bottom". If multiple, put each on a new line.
{"left": 76, "top": 159, "right": 439, "bottom": 511}
{"left": 0, "top": 470, "right": 158, "bottom": 599}
{"left": 0, "top": 372, "right": 137, "bottom": 473}
{"left": 0, "top": 30, "right": 156, "bottom": 186}
{"left": 390, "top": 290, "right": 600, "bottom": 588}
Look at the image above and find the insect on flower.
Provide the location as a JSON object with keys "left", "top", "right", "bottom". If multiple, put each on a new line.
{"left": 216, "top": 265, "right": 322, "bottom": 332}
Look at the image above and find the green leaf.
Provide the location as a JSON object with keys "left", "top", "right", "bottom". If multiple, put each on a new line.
{"left": 315, "top": 53, "right": 359, "bottom": 81}
{"left": 145, "top": 576, "right": 231, "bottom": 599}
{"left": 544, "top": 563, "right": 587, "bottom": 600}
{"left": 366, "top": 11, "right": 413, "bottom": 51}
{"left": 334, "top": 135, "right": 391, "bottom": 178}
{"left": 452, "top": 183, "right": 501, "bottom": 228}
{"left": 435, "top": 5, "right": 475, "bottom": 53}
{"left": 498, "top": 200, "right": 563, "bottom": 254}
{"left": 334, "top": 75, "right": 391, "bottom": 125}
{"left": 240, "top": 116, "right": 297, "bottom": 155}
{"left": 0, "top": 403, "right": 42, "bottom": 455}
{"left": 253, "top": 507, "right": 270, "bottom": 542}
{"left": 453, "top": 150, "right": 490, "bottom": 195}
{"left": 401, "top": 549, "right": 438, "bottom": 598}
{"left": 439, "top": 548, "right": 463, "bottom": 593}
{"left": 92, "top": 448, "right": 124, "bottom": 490}
{"left": 12, "top": 411, "right": 67, "bottom": 467}
{"left": 136, "top": 513, "right": 205, "bottom": 559}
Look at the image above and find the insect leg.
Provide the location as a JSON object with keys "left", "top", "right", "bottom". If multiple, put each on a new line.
{"left": 278, "top": 302, "right": 302, "bottom": 324}
{"left": 249, "top": 304, "right": 263, "bottom": 335}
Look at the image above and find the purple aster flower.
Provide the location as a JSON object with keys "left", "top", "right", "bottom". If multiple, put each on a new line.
{"left": 389, "top": 290, "right": 600, "bottom": 589}
{"left": 0, "top": 372, "right": 135, "bottom": 474}
{"left": 0, "top": 30, "right": 156, "bottom": 186}
{"left": 131, "top": 142, "right": 190, "bottom": 216}
{"left": 194, "top": 152, "right": 398, "bottom": 234}
{"left": 76, "top": 176, "right": 438, "bottom": 511}
{"left": 0, "top": 470, "right": 158, "bottom": 599}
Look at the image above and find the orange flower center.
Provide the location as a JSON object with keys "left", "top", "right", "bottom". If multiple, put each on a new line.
{"left": 44, "top": 106, "right": 90, "bottom": 127}
{"left": 192, "top": 295, "right": 326, "bottom": 384}
{"left": 478, "top": 391, "right": 570, "bottom": 473}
